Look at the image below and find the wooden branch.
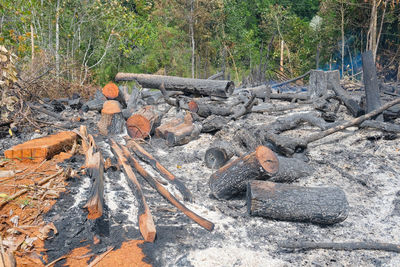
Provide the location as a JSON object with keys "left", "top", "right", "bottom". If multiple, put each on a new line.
{"left": 125, "top": 139, "right": 193, "bottom": 202}
{"left": 270, "top": 70, "right": 311, "bottom": 88}
{"left": 120, "top": 144, "right": 214, "bottom": 231}
{"left": 279, "top": 241, "right": 400, "bottom": 253}
{"left": 306, "top": 97, "right": 400, "bottom": 144}
{"left": 360, "top": 120, "right": 400, "bottom": 133}
{"left": 247, "top": 181, "right": 349, "bottom": 224}
{"left": 115, "top": 73, "right": 235, "bottom": 98}
{"left": 110, "top": 139, "right": 156, "bottom": 242}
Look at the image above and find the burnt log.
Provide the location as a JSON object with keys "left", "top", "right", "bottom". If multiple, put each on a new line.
{"left": 247, "top": 180, "right": 349, "bottom": 224}
{"left": 201, "top": 115, "right": 229, "bottom": 133}
{"left": 362, "top": 50, "right": 382, "bottom": 120}
{"left": 204, "top": 140, "right": 235, "bottom": 169}
{"left": 359, "top": 120, "right": 400, "bottom": 133}
{"left": 269, "top": 93, "right": 309, "bottom": 102}
{"left": 98, "top": 100, "right": 125, "bottom": 135}
{"left": 241, "top": 84, "right": 271, "bottom": 99}
{"left": 115, "top": 73, "right": 235, "bottom": 98}
{"left": 271, "top": 156, "right": 313, "bottom": 183}
{"left": 126, "top": 105, "right": 161, "bottom": 139}
{"left": 155, "top": 117, "right": 185, "bottom": 138}
{"left": 188, "top": 99, "right": 232, "bottom": 118}
{"left": 329, "top": 70, "right": 363, "bottom": 117}
{"left": 110, "top": 139, "right": 156, "bottom": 242}
{"left": 166, "top": 121, "right": 201, "bottom": 146}
{"left": 120, "top": 144, "right": 214, "bottom": 231}
{"left": 126, "top": 139, "right": 193, "bottom": 202}
{"left": 209, "top": 146, "right": 279, "bottom": 199}
{"left": 82, "top": 90, "right": 107, "bottom": 112}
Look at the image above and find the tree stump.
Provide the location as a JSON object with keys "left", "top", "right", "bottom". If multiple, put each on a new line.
{"left": 362, "top": 50, "right": 382, "bottom": 120}
{"left": 98, "top": 100, "right": 125, "bottom": 135}
{"left": 247, "top": 180, "right": 349, "bottom": 224}
{"left": 209, "top": 146, "right": 279, "bottom": 199}
{"left": 126, "top": 105, "right": 161, "bottom": 139}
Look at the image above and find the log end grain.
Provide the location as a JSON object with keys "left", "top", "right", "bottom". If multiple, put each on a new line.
{"left": 102, "top": 82, "right": 119, "bottom": 99}
{"left": 101, "top": 100, "right": 122, "bottom": 114}
{"left": 126, "top": 114, "right": 151, "bottom": 139}
{"left": 256, "top": 146, "right": 279, "bottom": 175}
{"left": 204, "top": 147, "right": 230, "bottom": 169}
{"left": 188, "top": 100, "right": 199, "bottom": 113}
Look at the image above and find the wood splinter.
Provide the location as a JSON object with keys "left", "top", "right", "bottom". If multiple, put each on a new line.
{"left": 126, "top": 139, "right": 193, "bottom": 202}
{"left": 119, "top": 144, "right": 214, "bottom": 231}
{"left": 110, "top": 139, "right": 156, "bottom": 242}
{"left": 80, "top": 126, "right": 105, "bottom": 220}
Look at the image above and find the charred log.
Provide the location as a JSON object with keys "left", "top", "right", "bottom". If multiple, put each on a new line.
{"left": 247, "top": 180, "right": 349, "bottom": 224}
{"left": 362, "top": 50, "right": 382, "bottom": 120}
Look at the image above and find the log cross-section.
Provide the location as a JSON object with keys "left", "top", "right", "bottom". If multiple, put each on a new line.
{"left": 126, "top": 139, "right": 193, "bottom": 202}
{"left": 209, "top": 146, "right": 279, "bottom": 200}
{"left": 110, "top": 139, "right": 156, "bottom": 242}
{"left": 115, "top": 73, "right": 235, "bottom": 98}
{"left": 119, "top": 144, "right": 214, "bottom": 231}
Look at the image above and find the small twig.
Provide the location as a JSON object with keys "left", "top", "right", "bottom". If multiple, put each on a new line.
{"left": 88, "top": 246, "right": 114, "bottom": 267}
{"left": 45, "top": 255, "right": 66, "bottom": 267}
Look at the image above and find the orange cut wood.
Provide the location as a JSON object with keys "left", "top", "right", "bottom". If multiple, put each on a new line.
{"left": 126, "top": 114, "right": 151, "bottom": 139}
{"left": 102, "top": 82, "right": 119, "bottom": 99}
{"left": 4, "top": 131, "right": 77, "bottom": 160}
{"left": 101, "top": 100, "right": 122, "bottom": 115}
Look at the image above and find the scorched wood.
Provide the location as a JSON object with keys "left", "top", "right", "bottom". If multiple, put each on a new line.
{"left": 115, "top": 73, "right": 235, "bottom": 98}
{"left": 126, "top": 105, "right": 161, "bottom": 139}
{"left": 209, "top": 146, "right": 279, "bottom": 199}
{"left": 247, "top": 180, "right": 349, "bottom": 224}
{"left": 126, "top": 139, "right": 193, "bottom": 202}
{"left": 110, "top": 139, "right": 156, "bottom": 242}
{"left": 102, "top": 81, "right": 127, "bottom": 108}
{"left": 204, "top": 140, "right": 235, "bottom": 169}
{"left": 120, "top": 144, "right": 214, "bottom": 231}
{"left": 362, "top": 50, "right": 382, "bottom": 120}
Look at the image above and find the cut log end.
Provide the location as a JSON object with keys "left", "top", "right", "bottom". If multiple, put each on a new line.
{"left": 102, "top": 82, "right": 119, "bottom": 99}
{"left": 255, "top": 146, "right": 279, "bottom": 174}
{"left": 84, "top": 196, "right": 103, "bottom": 220}
{"left": 188, "top": 100, "right": 199, "bottom": 113}
{"left": 139, "top": 213, "right": 156, "bottom": 242}
{"left": 101, "top": 100, "right": 122, "bottom": 114}
{"left": 126, "top": 114, "right": 151, "bottom": 139}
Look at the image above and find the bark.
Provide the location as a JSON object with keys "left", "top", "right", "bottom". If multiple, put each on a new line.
{"left": 115, "top": 73, "right": 235, "bottom": 98}
{"left": 126, "top": 139, "right": 193, "bottom": 202}
{"left": 209, "top": 146, "right": 279, "bottom": 200}
{"left": 110, "top": 139, "right": 156, "bottom": 242}
{"left": 201, "top": 115, "right": 229, "bottom": 133}
{"left": 247, "top": 180, "right": 349, "bottom": 224}
{"left": 362, "top": 50, "right": 382, "bottom": 120}
{"left": 241, "top": 84, "right": 271, "bottom": 99}
{"left": 121, "top": 144, "right": 214, "bottom": 231}
{"left": 188, "top": 99, "right": 232, "bottom": 118}
{"left": 97, "top": 100, "right": 125, "bottom": 135}
{"left": 269, "top": 93, "right": 309, "bottom": 102}
{"left": 271, "top": 156, "right": 313, "bottom": 183}
{"left": 82, "top": 90, "right": 106, "bottom": 112}
{"left": 166, "top": 121, "right": 201, "bottom": 146}
{"left": 360, "top": 120, "right": 400, "bottom": 133}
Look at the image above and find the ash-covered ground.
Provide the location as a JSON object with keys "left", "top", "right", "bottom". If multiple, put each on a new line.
{"left": 2, "top": 90, "right": 400, "bottom": 267}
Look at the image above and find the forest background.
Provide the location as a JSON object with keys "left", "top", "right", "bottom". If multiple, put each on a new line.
{"left": 1, "top": 0, "right": 399, "bottom": 97}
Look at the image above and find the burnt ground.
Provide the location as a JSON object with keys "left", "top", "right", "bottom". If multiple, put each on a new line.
{"left": 2, "top": 86, "right": 400, "bottom": 266}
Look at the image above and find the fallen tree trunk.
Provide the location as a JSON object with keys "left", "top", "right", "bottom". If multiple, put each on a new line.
{"left": 120, "top": 144, "right": 214, "bottom": 231}
{"left": 115, "top": 73, "right": 235, "bottom": 98}
{"left": 188, "top": 99, "right": 232, "bottom": 118}
{"left": 209, "top": 146, "right": 279, "bottom": 200}
{"left": 98, "top": 100, "right": 125, "bottom": 135}
{"left": 359, "top": 120, "right": 400, "bottom": 133}
{"left": 271, "top": 156, "right": 313, "bottom": 183}
{"left": 126, "top": 105, "right": 161, "bottom": 139}
{"left": 110, "top": 139, "right": 156, "bottom": 242}
{"left": 247, "top": 181, "right": 349, "bottom": 224}
{"left": 126, "top": 139, "right": 193, "bottom": 202}
{"left": 279, "top": 240, "right": 400, "bottom": 253}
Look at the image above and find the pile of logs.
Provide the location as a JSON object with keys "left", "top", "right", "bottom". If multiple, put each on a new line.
{"left": 74, "top": 49, "right": 400, "bottom": 242}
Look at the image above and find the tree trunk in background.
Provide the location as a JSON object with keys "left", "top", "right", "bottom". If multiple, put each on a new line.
{"left": 280, "top": 39, "right": 284, "bottom": 73}
{"left": 367, "top": 0, "right": 377, "bottom": 62}
{"left": 55, "top": 0, "right": 60, "bottom": 80}
{"left": 30, "top": 23, "right": 35, "bottom": 61}
{"left": 190, "top": 0, "right": 195, "bottom": 79}
{"left": 341, "top": 0, "right": 345, "bottom": 77}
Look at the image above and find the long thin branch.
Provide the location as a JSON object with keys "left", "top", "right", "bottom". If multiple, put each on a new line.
{"left": 279, "top": 241, "right": 400, "bottom": 253}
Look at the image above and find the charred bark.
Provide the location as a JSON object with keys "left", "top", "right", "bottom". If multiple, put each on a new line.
{"left": 247, "top": 180, "right": 349, "bottom": 224}
{"left": 362, "top": 50, "right": 382, "bottom": 120}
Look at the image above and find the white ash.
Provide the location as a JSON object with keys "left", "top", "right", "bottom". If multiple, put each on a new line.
{"left": 68, "top": 173, "right": 91, "bottom": 210}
